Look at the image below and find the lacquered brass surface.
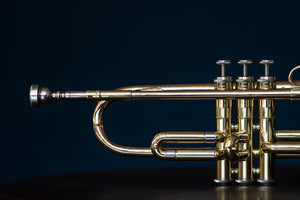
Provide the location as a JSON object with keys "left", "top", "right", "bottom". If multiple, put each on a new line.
{"left": 151, "top": 131, "right": 222, "bottom": 160}
{"left": 29, "top": 62, "right": 300, "bottom": 185}
{"left": 257, "top": 77, "right": 276, "bottom": 184}
{"left": 263, "top": 142, "right": 300, "bottom": 154}
{"left": 236, "top": 79, "right": 254, "bottom": 184}
{"left": 276, "top": 130, "right": 300, "bottom": 140}
{"left": 214, "top": 80, "right": 233, "bottom": 184}
{"left": 288, "top": 65, "right": 300, "bottom": 86}
{"left": 223, "top": 132, "right": 250, "bottom": 162}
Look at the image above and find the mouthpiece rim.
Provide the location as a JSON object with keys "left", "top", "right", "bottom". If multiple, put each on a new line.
{"left": 30, "top": 85, "right": 40, "bottom": 107}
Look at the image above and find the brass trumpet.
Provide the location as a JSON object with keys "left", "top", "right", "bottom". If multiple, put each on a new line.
{"left": 30, "top": 60, "right": 300, "bottom": 185}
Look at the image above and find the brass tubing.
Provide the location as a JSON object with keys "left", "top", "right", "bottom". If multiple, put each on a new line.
{"left": 276, "top": 130, "right": 300, "bottom": 141}
{"left": 92, "top": 83, "right": 236, "bottom": 158}
{"left": 118, "top": 83, "right": 216, "bottom": 91}
{"left": 87, "top": 89, "right": 300, "bottom": 100}
{"left": 122, "top": 89, "right": 297, "bottom": 100}
{"left": 152, "top": 148, "right": 218, "bottom": 161}
{"left": 151, "top": 131, "right": 222, "bottom": 160}
{"left": 214, "top": 81, "right": 233, "bottom": 184}
{"left": 151, "top": 131, "right": 223, "bottom": 144}
{"left": 92, "top": 84, "right": 162, "bottom": 157}
{"left": 172, "top": 149, "right": 218, "bottom": 160}
{"left": 117, "top": 81, "right": 300, "bottom": 91}
{"left": 263, "top": 142, "right": 300, "bottom": 154}
{"left": 276, "top": 81, "right": 300, "bottom": 89}
{"left": 236, "top": 80, "right": 254, "bottom": 184}
{"left": 92, "top": 84, "right": 226, "bottom": 157}
{"left": 89, "top": 84, "right": 300, "bottom": 158}
{"left": 93, "top": 100, "right": 153, "bottom": 156}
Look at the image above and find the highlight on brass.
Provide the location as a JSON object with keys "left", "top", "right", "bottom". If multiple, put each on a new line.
{"left": 30, "top": 60, "right": 300, "bottom": 185}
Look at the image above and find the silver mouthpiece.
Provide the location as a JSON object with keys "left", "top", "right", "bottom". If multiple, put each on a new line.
{"left": 30, "top": 85, "right": 53, "bottom": 107}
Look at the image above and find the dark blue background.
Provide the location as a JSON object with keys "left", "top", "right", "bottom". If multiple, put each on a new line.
{"left": 4, "top": 1, "right": 300, "bottom": 183}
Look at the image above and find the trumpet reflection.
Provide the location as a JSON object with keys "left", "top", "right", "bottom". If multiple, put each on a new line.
{"left": 215, "top": 186, "right": 273, "bottom": 200}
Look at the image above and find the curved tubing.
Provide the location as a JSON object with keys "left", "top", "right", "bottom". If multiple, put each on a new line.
{"left": 92, "top": 82, "right": 300, "bottom": 157}
{"left": 93, "top": 100, "right": 220, "bottom": 158}
{"left": 92, "top": 83, "right": 223, "bottom": 157}
{"left": 93, "top": 84, "right": 158, "bottom": 157}
{"left": 288, "top": 66, "right": 300, "bottom": 86}
{"left": 93, "top": 100, "right": 153, "bottom": 156}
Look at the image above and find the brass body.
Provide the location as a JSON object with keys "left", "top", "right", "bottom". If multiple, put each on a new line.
{"left": 29, "top": 65, "right": 300, "bottom": 185}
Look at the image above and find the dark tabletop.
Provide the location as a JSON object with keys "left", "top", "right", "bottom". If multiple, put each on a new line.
{"left": 0, "top": 165, "right": 300, "bottom": 200}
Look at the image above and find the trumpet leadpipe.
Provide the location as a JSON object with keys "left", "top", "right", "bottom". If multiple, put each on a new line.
{"left": 30, "top": 85, "right": 300, "bottom": 107}
{"left": 117, "top": 81, "right": 300, "bottom": 91}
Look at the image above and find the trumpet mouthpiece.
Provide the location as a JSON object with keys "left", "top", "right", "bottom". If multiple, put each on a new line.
{"left": 30, "top": 85, "right": 52, "bottom": 107}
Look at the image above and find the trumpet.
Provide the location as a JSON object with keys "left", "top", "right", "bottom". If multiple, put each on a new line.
{"left": 30, "top": 60, "right": 300, "bottom": 185}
